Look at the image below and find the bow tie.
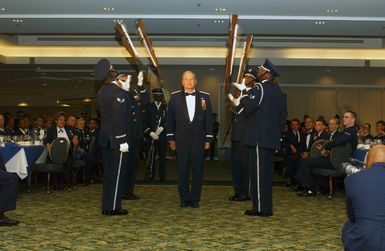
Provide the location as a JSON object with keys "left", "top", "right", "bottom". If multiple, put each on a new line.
{"left": 185, "top": 92, "right": 196, "bottom": 96}
{"left": 58, "top": 129, "right": 64, "bottom": 133}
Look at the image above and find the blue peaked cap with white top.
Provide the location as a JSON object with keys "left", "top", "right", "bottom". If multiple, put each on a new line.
{"left": 259, "top": 59, "right": 280, "bottom": 77}
{"left": 244, "top": 67, "right": 258, "bottom": 80}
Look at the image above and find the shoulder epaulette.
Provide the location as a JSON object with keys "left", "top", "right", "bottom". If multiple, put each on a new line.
{"left": 199, "top": 91, "right": 210, "bottom": 95}
{"left": 171, "top": 90, "right": 182, "bottom": 95}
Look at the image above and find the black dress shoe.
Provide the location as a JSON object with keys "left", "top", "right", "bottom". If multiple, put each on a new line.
{"left": 122, "top": 194, "right": 140, "bottom": 200}
{"left": 298, "top": 190, "right": 316, "bottom": 197}
{"left": 190, "top": 202, "right": 199, "bottom": 208}
{"left": 228, "top": 194, "right": 241, "bottom": 201}
{"left": 180, "top": 202, "right": 190, "bottom": 208}
{"left": 288, "top": 185, "right": 303, "bottom": 192}
{"left": 245, "top": 209, "right": 272, "bottom": 217}
{"left": 102, "top": 208, "right": 128, "bottom": 216}
{"left": 0, "top": 215, "right": 20, "bottom": 226}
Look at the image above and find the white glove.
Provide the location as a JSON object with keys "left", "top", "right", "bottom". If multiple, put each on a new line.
{"left": 232, "top": 78, "right": 246, "bottom": 91}
{"left": 39, "top": 129, "right": 45, "bottom": 140}
{"left": 155, "top": 126, "right": 164, "bottom": 136}
{"left": 119, "top": 142, "right": 129, "bottom": 153}
{"left": 137, "top": 71, "right": 144, "bottom": 87}
{"left": 119, "top": 75, "right": 131, "bottom": 91}
{"left": 228, "top": 93, "right": 241, "bottom": 107}
{"left": 149, "top": 132, "right": 159, "bottom": 140}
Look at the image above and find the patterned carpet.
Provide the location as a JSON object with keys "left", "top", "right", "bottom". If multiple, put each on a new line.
{"left": 2, "top": 161, "right": 346, "bottom": 250}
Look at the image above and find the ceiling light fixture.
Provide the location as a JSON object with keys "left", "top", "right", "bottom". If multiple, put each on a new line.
{"left": 0, "top": 7, "right": 5, "bottom": 11}
{"left": 61, "top": 104, "right": 71, "bottom": 107}
{"left": 315, "top": 21, "right": 326, "bottom": 25}
{"left": 18, "top": 102, "right": 29, "bottom": 107}
{"left": 113, "top": 19, "right": 123, "bottom": 23}
{"left": 215, "top": 8, "right": 226, "bottom": 12}
{"left": 83, "top": 98, "right": 92, "bottom": 102}
{"left": 326, "top": 9, "right": 339, "bottom": 14}
{"left": 214, "top": 20, "right": 225, "bottom": 23}
{"left": 103, "top": 7, "right": 115, "bottom": 11}
{"left": 12, "top": 19, "right": 23, "bottom": 23}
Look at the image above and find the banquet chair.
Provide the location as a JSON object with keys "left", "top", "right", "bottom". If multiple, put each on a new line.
{"left": 312, "top": 143, "right": 352, "bottom": 199}
{"left": 32, "top": 137, "right": 69, "bottom": 194}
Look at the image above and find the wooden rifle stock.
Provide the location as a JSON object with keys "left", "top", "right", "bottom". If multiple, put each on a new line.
{"left": 114, "top": 21, "right": 143, "bottom": 71}
{"left": 135, "top": 19, "right": 163, "bottom": 82}
{"left": 224, "top": 15, "right": 238, "bottom": 94}
{"left": 236, "top": 35, "right": 254, "bottom": 84}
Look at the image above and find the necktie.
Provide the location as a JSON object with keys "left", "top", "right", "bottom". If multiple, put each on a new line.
{"left": 185, "top": 92, "right": 196, "bottom": 96}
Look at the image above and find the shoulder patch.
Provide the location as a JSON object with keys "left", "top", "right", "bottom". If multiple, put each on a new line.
{"left": 171, "top": 90, "right": 182, "bottom": 95}
{"left": 199, "top": 91, "right": 210, "bottom": 95}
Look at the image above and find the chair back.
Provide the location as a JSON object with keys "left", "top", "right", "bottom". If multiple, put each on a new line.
{"left": 49, "top": 137, "right": 69, "bottom": 164}
{"left": 310, "top": 139, "right": 327, "bottom": 157}
{"left": 330, "top": 143, "right": 352, "bottom": 173}
{"left": 88, "top": 136, "right": 97, "bottom": 155}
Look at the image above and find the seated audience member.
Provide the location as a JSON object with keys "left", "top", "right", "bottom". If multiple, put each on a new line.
{"left": 14, "top": 116, "right": 34, "bottom": 138}
{"left": 0, "top": 155, "right": 19, "bottom": 226}
{"left": 45, "top": 118, "right": 53, "bottom": 130}
{"left": 65, "top": 114, "right": 77, "bottom": 136}
{"left": 328, "top": 118, "right": 341, "bottom": 140}
{"left": 299, "top": 116, "right": 316, "bottom": 158}
{"left": 284, "top": 118, "right": 303, "bottom": 185}
{"left": 44, "top": 112, "right": 78, "bottom": 191}
{"left": 359, "top": 122, "right": 373, "bottom": 143}
{"left": 373, "top": 120, "right": 385, "bottom": 144}
{"left": 314, "top": 119, "right": 330, "bottom": 140}
{"left": 32, "top": 115, "right": 47, "bottom": 140}
{"left": 73, "top": 117, "right": 97, "bottom": 185}
{"left": 342, "top": 145, "right": 385, "bottom": 251}
{"left": 4, "top": 115, "right": 16, "bottom": 135}
{"left": 0, "top": 114, "right": 13, "bottom": 136}
{"left": 295, "top": 111, "right": 358, "bottom": 196}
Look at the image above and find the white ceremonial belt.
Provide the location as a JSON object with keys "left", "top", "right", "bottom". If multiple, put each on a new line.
{"left": 116, "top": 134, "right": 126, "bottom": 139}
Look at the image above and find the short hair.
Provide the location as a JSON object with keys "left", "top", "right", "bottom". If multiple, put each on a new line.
{"left": 291, "top": 118, "right": 300, "bottom": 124}
{"left": 330, "top": 118, "right": 340, "bottom": 125}
{"left": 345, "top": 111, "right": 357, "bottom": 120}
{"left": 181, "top": 71, "right": 196, "bottom": 80}
{"left": 363, "top": 123, "right": 371, "bottom": 130}
{"left": 54, "top": 111, "right": 67, "bottom": 121}
{"left": 315, "top": 119, "right": 326, "bottom": 125}
{"left": 376, "top": 120, "right": 385, "bottom": 127}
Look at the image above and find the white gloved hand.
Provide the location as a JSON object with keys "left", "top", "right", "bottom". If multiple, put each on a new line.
{"left": 137, "top": 71, "right": 144, "bottom": 87}
{"left": 232, "top": 78, "right": 246, "bottom": 91}
{"left": 119, "top": 142, "right": 129, "bottom": 153}
{"left": 119, "top": 75, "right": 131, "bottom": 91}
{"left": 39, "top": 129, "right": 45, "bottom": 140}
{"left": 149, "top": 132, "right": 159, "bottom": 140}
{"left": 228, "top": 93, "right": 241, "bottom": 107}
{"left": 155, "top": 126, "right": 164, "bottom": 136}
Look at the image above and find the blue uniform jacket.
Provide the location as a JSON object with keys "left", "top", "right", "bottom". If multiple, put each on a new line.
{"left": 97, "top": 83, "right": 131, "bottom": 149}
{"left": 342, "top": 162, "right": 385, "bottom": 251}
{"left": 144, "top": 102, "right": 167, "bottom": 138}
{"left": 239, "top": 81, "right": 287, "bottom": 150}
{"left": 166, "top": 90, "right": 213, "bottom": 143}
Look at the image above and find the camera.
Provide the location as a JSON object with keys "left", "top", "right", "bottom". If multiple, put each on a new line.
{"left": 341, "top": 158, "right": 366, "bottom": 176}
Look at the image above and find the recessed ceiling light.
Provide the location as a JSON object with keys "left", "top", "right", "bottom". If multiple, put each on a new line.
{"left": 315, "top": 21, "right": 326, "bottom": 25}
{"left": 83, "top": 98, "right": 92, "bottom": 102}
{"left": 214, "top": 8, "right": 226, "bottom": 12}
{"left": 326, "top": 9, "right": 339, "bottom": 14}
{"left": 12, "top": 19, "right": 23, "bottom": 23}
{"left": 214, "top": 20, "right": 225, "bottom": 24}
{"left": 0, "top": 7, "right": 5, "bottom": 11}
{"left": 61, "top": 104, "right": 71, "bottom": 107}
{"left": 103, "top": 7, "right": 115, "bottom": 11}
{"left": 18, "top": 102, "right": 29, "bottom": 107}
{"left": 113, "top": 19, "right": 123, "bottom": 23}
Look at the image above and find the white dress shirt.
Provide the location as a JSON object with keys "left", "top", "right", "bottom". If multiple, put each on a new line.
{"left": 155, "top": 101, "right": 161, "bottom": 110}
{"left": 185, "top": 91, "right": 196, "bottom": 122}
{"left": 57, "top": 127, "right": 70, "bottom": 145}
